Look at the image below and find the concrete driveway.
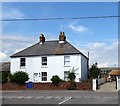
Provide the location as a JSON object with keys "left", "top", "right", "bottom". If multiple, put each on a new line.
{"left": 98, "top": 81, "right": 117, "bottom": 92}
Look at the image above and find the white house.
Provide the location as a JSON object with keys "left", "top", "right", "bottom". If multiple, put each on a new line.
{"left": 10, "top": 32, "right": 89, "bottom": 83}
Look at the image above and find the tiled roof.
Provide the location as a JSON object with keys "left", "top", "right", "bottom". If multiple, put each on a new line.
{"left": 10, "top": 40, "right": 88, "bottom": 59}
{"left": 108, "top": 70, "right": 120, "bottom": 75}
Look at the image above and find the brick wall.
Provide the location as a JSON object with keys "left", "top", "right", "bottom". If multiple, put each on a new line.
{"left": 1, "top": 82, "right": 92, "bottom": 90}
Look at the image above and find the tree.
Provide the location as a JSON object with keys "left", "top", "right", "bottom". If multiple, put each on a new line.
{"left": 89, "top": 62, "right": 100, "bottom": 78}
{"left": 10, "top": 71, "right": 29, "bottom": 86}
{"left": 51, "top": 75, "right": 61, "bottom": 86}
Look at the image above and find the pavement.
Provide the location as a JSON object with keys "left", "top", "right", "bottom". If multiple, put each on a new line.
{"left": 97, "top": 81, "right": 117, "bottom": 92}
{"left": 1, "top": 90, "right": 119, "bottom": 105}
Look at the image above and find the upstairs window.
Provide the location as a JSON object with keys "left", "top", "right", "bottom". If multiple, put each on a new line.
{"left": 20, "top": 58, "right": 26, "bottom": 67}
{"left": 64, "top": 56, "right": 70, "bottom": 66}
{"left": 42, "top": 57, "right": 47, "bottom": 66}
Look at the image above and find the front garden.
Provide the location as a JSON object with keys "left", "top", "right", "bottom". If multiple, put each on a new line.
{"left": 0, "top": 69, "right": 92, "bottom": 90}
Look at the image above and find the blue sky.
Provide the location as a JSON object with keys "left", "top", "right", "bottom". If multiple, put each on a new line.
{"left": 1, "top": 2, "right": 118, "bottom": 67}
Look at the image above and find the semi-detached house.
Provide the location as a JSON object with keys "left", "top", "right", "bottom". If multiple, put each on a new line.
{"left": 10, "top": 32, "right": 89, "bottom": 83}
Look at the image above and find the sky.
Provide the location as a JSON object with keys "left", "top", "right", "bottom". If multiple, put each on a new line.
{"left": 1, "top": 2, "right": 119, "bottom": 67}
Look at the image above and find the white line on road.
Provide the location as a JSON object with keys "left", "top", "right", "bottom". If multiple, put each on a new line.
{"left": 35, "top": 96, "right": 44, "bottom": 99}
{"left": 58, "top": 97, "right": 72, "bottom": 105}
{"left": 83, "top": 96, "right": 91, "bottom": 98}
{"left": 1, "top": 91, "right": 23, "bottom": 93}
{"left": 103, "top": 97, "right": 113, "bottom": 99}
{"left": 25, "top": 96, "right": 33, "bottom": 99}
{"left": 16, "top": 96, "right": 24, "bottom": 99}
{"left": 92, "top": 96, "right": 101, "bottom": 99}
{"left": 45, "top": 96, "right": 53, "bottom": 99}
{"left": 54, "top": 96, "right": 63, "bottom": 99}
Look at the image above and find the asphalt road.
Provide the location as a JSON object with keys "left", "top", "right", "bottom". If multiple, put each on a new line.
{"left": 1, "top": 90, "right": 119, "bottom": 105}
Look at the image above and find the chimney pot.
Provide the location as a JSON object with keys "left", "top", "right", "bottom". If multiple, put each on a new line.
{"left": 59, "top": 32, "right": 66, "bottom": 43}
{"left": 39, "top": 34, "right": 45, "bottom": 44}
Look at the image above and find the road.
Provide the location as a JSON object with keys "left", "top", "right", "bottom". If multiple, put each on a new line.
{"left": 1, "top": 90, "right": 119, "bottom": 105}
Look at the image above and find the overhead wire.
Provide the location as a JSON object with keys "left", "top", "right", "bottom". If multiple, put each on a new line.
{"left": 1, "top": 15, "right": 120, "bottom": 21}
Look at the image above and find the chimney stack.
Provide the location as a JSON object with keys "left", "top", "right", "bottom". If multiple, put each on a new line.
{"left": 59, "top": 32, "right": 66, "bottom": 43}
{"left": 39, "top": 34, "right": 45, "bottom": 44}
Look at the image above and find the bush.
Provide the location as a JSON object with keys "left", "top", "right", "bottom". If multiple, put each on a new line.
{"left": 51, "top": 75, "right": 61, "bottom": 86}
{"left": 68, "top": 81, "right": 77, "bottom": 90}
{"left": 82, "top": 79, "right": 91, "bottom": 83}
{"left": 68, "top": 72, "right": 76, "bottom": 81}
{"left": 10, "top": 71, "right": 29, "bottom": 86}
{"left": 2, "top": 72, "right": 9, "bottom": 84}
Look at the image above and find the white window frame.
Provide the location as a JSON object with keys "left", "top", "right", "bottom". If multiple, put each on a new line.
{"left": 41, "top": 57, "right": 47, "bottom": 66}
{"left": 20, "top": 58, "right": 26, "bottom": 68}
{"left": 64, "top": 71, "right": 70, "bottom": 81}
{"left": 64, "top": 56, "right": 70, "bottom": 67}
{"left": 41, "top": 72, "right": 47, "bottom": 81}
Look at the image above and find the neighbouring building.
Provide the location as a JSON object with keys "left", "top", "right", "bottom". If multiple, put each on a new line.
{"left": 10, "top": 32, "right": 89, "bottom": 83}
{"left": 100, "top": 67, "right": 120, "bottom": 81}
{"left": 0, "top": 62, "right": 10, "bottom": 73}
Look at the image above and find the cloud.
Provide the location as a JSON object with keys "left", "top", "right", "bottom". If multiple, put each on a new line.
{"left": 2, "top": 6, "right": 25, "bottom": 19}
{"left": 0, "top": 51, "right": 7, "bottom": 61}
{"left": 74, "top": 40, "right": 118, "bottom": 67}
{"left": 0, "top": 32, "right": 57, "bottom": 62}
{"left": 1, "top": 34, "right": 37, "bottom": 62}
{"left": 68, "top": 21, "right": 88, "bottom": 33}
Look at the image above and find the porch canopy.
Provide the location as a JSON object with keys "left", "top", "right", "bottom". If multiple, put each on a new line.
{"left": 108, "top": 70, "right": 120, "bottom": 76}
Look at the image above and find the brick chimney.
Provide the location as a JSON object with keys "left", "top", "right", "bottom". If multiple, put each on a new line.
{"left": 39, "top": 34, "right": 45, "bottom": 44}
{"left": 59, "top": 32, "right": 66, "bottom": 43}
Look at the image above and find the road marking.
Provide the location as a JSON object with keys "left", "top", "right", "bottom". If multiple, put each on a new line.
{"left": 103, "top": 97, "right": 112, "bottom": 99}
{"left": 45, "top": 96, "right": 53, "bottom": 99}
{"left": 24, "top": 96, "right": 33, "bottom": 99}
{"left": 54, "top": 96, "right": 63, "bottom": 99}
{"left": 73, "top": 96, "right": 82, "bottom": 99}
{"left": 35, "top": 96, "right": 44, "bottom": 99}
{"left": 2, "top": 91, "right": 23, "bottom": 93}
{"left": 114, "top": 97, "right": 118, "bottom": 98}
{"left": 4, "top": 96, "right": 14, "bottom": 99}
{"left": 16, "top": 96, "right": 24, "bottom": 99}
{"left": 83, "top": 96, "right": 91, "bottom": 98}
{"left": 58, "top": 97, "right": 71, "bottom": 105}
{"left": 92, "top": 96, "right": 101, "bottom": 99}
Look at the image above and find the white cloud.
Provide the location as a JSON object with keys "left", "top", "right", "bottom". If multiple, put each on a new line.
{"left": 0, "top": 51, "right": 7, "bottom": 62}
{"left": 0, "top": 33, "right": 57, "bottom": 62}
{"left": 75, "top": 41, "right": 118, "bottom": 67}
{"left": 2, "top": 6, "right": 25, "bottom": 19}
{"left": 0, "top": 34, "right": 37, "bottom": 62}
{"left": 68, "top": 22, "right": 88, "bottom": 33}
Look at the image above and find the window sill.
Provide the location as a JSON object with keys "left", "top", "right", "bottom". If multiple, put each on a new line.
{"left": 20, "top": 66, "right": 26, "bottom": 69}
{"left": 64, "top": 66, "right": 70, "bottom": 67}
{"left": 41, "top": 66, "right": 48, "bottom": 68}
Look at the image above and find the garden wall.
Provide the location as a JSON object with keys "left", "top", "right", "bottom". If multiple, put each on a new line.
{"left": 1, "top": 82, "right": 92, "bottom": 90}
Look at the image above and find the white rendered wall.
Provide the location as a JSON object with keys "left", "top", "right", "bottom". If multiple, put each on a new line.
{"left": 11, "top": 54, "right": 88, "bottom": 83}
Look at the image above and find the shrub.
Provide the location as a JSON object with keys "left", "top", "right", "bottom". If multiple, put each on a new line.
{"left": 68, "top": 81, "right": 77, "bottom": 90}
{"left": 82, "top": 79, "right": 91, "bottom": 83}
{"left": 10, "top": 71, "right": 29, "bottom": 86}
{"left": 51, "top": 75, "right": 61, "bottom": 86}
{"left": 68, "top": 67, "right": 79, "bottom": 81}
{"left": 68, "top": 72, "right": 76, "bottom": 81}
{"left": 2, "top": 72, "right": 9, "bottom": 84}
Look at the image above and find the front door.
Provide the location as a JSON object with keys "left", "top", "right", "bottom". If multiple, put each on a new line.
{"left": 33, "top": 73, "right": 41, "bottom": 82}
